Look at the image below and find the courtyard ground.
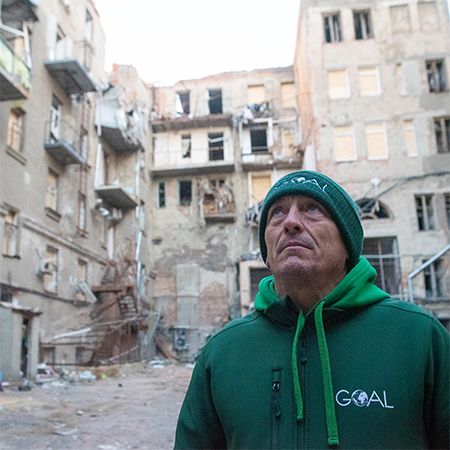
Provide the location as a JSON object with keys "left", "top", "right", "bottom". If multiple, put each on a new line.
{"left": 0, "top": 362, "right": 193, "bottom": 450}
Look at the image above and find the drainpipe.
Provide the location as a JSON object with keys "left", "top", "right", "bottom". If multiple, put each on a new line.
{"left": 407, "top": 244, "right": 450, "bottom": 303}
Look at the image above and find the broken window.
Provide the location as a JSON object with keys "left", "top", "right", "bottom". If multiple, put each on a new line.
{"left": 357, "top": 198, "right": 391, "bottom": 220}
{"left": 404, "top": 120, "right": 418, "bottom": 157}
{"left": 445, "top": 193, "right": 450, "bottom": 228}
{"left": 426, "top": 60, "right": 448, "bottom": 93}
{"left": 158, "top": 182, "right": 166, "bottom": 208}
{"left": 323, "top": 13, "right": 342, "bottom": 43}
{"left": 389, "top": 5, "right": 411, "bottom": 33}
{"left": 208, "top": 88, "right": 223, "bottom": 114}
{"left": 43, "top": 246, "right": 58, "bottom": 293}
{"left": 423, "top": 258, "right": 446, "bottom": 299}
{"left": 333, "top": 126, "right": 356, "bottom": 161}
{"left": 247, "top": 84, "right": 265, "bottom": 104}
{"left": 176, "top": 91, "right": 190, "bottom": 115}
{"left": 0, "top": 284, "right": 13, "bottom": 303}
{"left": 359, "top": 66, "right": 380, "bottom": 97}
{"left": 418, "top": 1, "right": 439, "bottom": 31}
{"left": 78, "top": 193, "right": 87, "bottom": 231}
{"left": 7, "top": 108, "right": 25, "bottom": 153}
{"left": 179, "top": 180, "right": 192, "bottom": 206}
{"left": 365, "top": 123, "right": 388, "bottom": 160}
{"left": 76, "top": 259, "right": 87, "bottom": 301}
{"left": 2, "top": 209, "right": 19, "bottom": 257}
{"left": 415, "top": 194, "right": 435, "bottom": 231}
{"left": 46, "top": 169, "right": 59, "bottom": 211}
{"left": 80, "top": 127, "right": 89, "bottom": 161}
{"left": 354, "top": 10, "right": 373, "bottom": 40}
{"left": 434, "top": 117, "right": 450, "bottom": 153}
{"left": 328, "top": 70, "right": 350, "bottom": 99}
{"left": 363, "top": 237, "right": 401, "bottom": 296}
{"left": 181, "top": 134, "right": 191, "bottom": 158}
{"left": 201, "top": 178, "right": 234, "bottom": 217}
{"left": 208, "top": 132, "right": 224, "bottom": 161}
{"left": 250, "top": 126, "right": 268, "bottom": 153}
{"left": 281, "top": 82, "right": 296, "bottom": 109}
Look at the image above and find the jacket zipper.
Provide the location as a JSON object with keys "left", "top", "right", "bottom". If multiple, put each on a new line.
{"left": 299, "top": 330, "right": 308, "bottom": 449}
{"left": 271, "top": 369, "right": 282, "bottom": 449}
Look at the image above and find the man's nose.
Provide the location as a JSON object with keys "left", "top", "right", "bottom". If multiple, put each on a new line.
{"left": 283, "top": 207, "right": 305, "bottom": 233}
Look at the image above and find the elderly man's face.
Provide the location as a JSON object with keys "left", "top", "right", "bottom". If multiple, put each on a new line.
{"left": 264, "top": 195, "right": 348, "bottom": 280}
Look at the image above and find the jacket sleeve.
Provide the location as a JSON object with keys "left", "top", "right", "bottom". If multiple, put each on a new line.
{"left": 174, "top": 344, "right": 226, "bottom": 449}
{"left": 424, "top": 318, "right": 450, "bottom": 450}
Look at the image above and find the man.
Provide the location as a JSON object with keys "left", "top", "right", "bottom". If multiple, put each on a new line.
{"left": 175, "top": 170, "right": 450, "bottom": 449}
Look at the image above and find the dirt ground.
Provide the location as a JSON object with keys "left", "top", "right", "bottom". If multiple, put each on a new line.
{"left": 0, "top": 362, "right": 193, "bottom": 450}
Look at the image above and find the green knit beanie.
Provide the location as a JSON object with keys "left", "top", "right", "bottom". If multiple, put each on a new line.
{"left": 259, "top": 170, "right": 363, "bottom": 268}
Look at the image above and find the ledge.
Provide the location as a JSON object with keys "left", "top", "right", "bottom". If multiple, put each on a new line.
{"left": 6, "top": 146, "right": 27, "bottom": 165}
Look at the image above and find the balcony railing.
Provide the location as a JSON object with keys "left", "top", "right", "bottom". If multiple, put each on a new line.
{"left": 0, "top": 34, "right": 31, "bottom": 100}
{"left": 44, "top": 120, "right": 87, "bottom": 165}
{"left": 45, "top": 40, "right": 96, "bottom": 95}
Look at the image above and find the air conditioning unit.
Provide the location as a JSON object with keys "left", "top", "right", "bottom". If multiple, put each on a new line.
{"left": 109, "top": 208, "right": 122, "bottom": 222}
{"left": 37, "top": 258, "right": 57, "bottom": 276}
{"left": 173, "top": 327, "right": 190, "bottom": 351}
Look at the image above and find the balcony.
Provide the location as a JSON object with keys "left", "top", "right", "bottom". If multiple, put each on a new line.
{"left": 152, "top": 113, "right": 233, "bottom": 132}
{"left": 44, "top": 120, "right": 87, "bottom": 165}
{"left": 1, "top": 0, "right": 38, "bottom": 22}
{"left": 0, "top": 34, "right": 31, "bottom": 100}
{"left": 97, "top": 98, "right": 144, "bottom": 152}
{"left": 95, "top": 185, "right": 138, "bottom": 209}
{"left": 44, "top": 40, "right": 96, "bottom": 96}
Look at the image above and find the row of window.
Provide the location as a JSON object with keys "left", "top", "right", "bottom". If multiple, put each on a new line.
{"left": 323, "top": 1, "right": 440, "bottom": 44}
{"left": 364, "top": 236, "right": 448, "bottom": 301}
{"left": 333, "top": 117, "right": 450, "bottom": 162}
{"left": 175, "top": 82, "right": 296, "bottom": 116}
{"left": 328, "top": 59, "right": 448, "bottom": 100}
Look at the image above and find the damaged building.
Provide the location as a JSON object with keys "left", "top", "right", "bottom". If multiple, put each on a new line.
{"left": 0, "top": 0, "right": 153, "bottom": 379}
{"left": 294, "top": 0, "right": 450, "bottom": 328}
{"left": 150, "top": 68, "right": 303, "bottom": 360}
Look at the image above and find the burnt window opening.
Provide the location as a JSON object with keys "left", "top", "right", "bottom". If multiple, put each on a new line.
{"left": 423, "top": 258, "right": 446, "bottom": 300}
{"left": 158, "top": 182, "right": 166, "bottom": 208}
{"left": 176, "top": 91, "right": 190, "bottom": 115}
{"left": 323, "top": 13, "right": 342, "bottom": 43}
{"left": 181, "top": 134, "right": 191, "bottom": 158}
{"left": 363, "top": 237, "right": 401, "bottom": 296}
{"left": 434, "top": 117, "right": 450, "bottom": 153}
{"left": 179, "top": 180, "right": 192, "bottom": 206}
{"left": 415, "top": 194, "right": 435, "bottom": 231}
{"left": 427, "top": 60, "right": 448, "bottom": 93}
{"left": 354, "top": 10, "right": 373, "bottom": 40}
{"left": 250, "top": 127, "right": 268, "bottom": 152}
{"left": 356, "top": 198, "right": 391, "bottom": 220}
{"left": 208, "top": 88, "right": 223, "bottom": 114}
{"left": 208, "top": 132, "right": 224, "bottom": 161}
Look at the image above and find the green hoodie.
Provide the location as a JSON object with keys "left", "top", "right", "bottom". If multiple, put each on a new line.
{"left": 175, "top": 257, "right": 450, "bottom": 449}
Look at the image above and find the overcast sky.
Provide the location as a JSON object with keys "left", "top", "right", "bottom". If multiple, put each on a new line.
{"left": 93, "top": 0, "right": 301, "bottom": 86}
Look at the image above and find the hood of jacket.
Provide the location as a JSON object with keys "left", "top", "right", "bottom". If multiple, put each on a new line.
{"left": 255, "top": 256, "right": 389, "bottom": 324}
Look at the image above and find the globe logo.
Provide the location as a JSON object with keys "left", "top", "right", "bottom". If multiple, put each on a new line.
{"left": 351, "top": 390, "right": 369, "bottom": 407}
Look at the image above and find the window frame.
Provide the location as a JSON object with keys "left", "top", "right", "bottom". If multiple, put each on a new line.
{"left": 7, "top": 108, "right": 25, "bottom": 153}
{"left": 179, "top": 180, "right": 192, "bottom": 207}
{"left": 433, "top": 117, "right": 450, "bottom": 153}
{"left": 415, "top": 194, "right": 436, "bottom": 231}
{"left": 333, "top": 125, "right": 357, "bottom": 162}
{"left": 2, "top": 208, "right": 20, "bottom": 258}
{"left": 208, "top": 132, "right": 225, "bottom": 161}
{"left": 426, "top": 59, "right": 448, "bottom": 93}
{"left": 358, "top": 66, "right": 381, "bottom": 97}
{"left": 353, "top": 9, "right": 374, "bottom": 40}
{"left": 323, "top": 12, "right": 342, "bottom": 43}
{"left": 46, "top": 169, "right": 59, "bottom": 212}
{"left": 157, "top": 181, "right": 166, "bottom": 208}
{"left": 365, "top": 122, "right": 388, "bottom": 160}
